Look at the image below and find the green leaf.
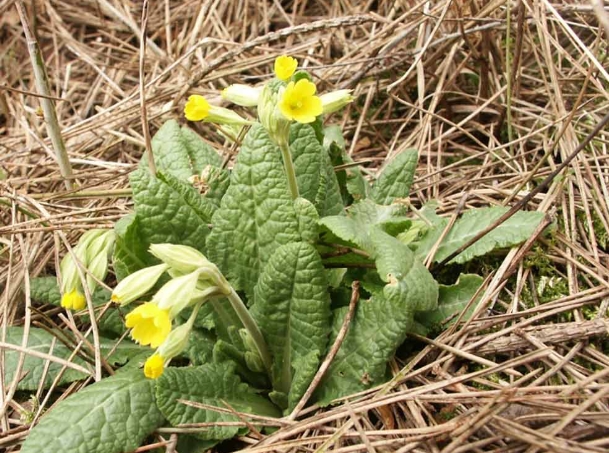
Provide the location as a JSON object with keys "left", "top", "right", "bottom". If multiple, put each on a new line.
{"left": 30, "top": 276, "right": 61, "bottom": 306}
{"left": 21, "top": 370, "right": 164, "bottom": 453}
{"left": 416, "top": 274, "right": 484, "bottom": 331}
{"left": 184, "top": 328, "right": 216, "bottom": 365}
{"left": 142, "top": 120, "right": 222, "bottom": 180}
{"left": 204, "top": 166, "right": 230, "bottom": 208}
{"left": 176, "top": 435, "right": 218, "bottom": 453}
{"left": 324, "top": 125, "right": 368, "bottom": 202}
{"left": 113, "top": 213, "right": 154, "bottom": 279}
{"left": 206, "top": 124, "right": 315, "bottom": 297}
{"left": 370, "top": 150, "right": 418, "bottom": 204}
{"left": 314, "top": 294, "right": 405, "bottom": 405}
{"left": 155, "top": 363, "right": 281, "bottom": 441}
{"left": 157, "top": 171, "right": 218, "bottom": 223}
{"left": 414, "top": 206, "right": 545, "bottom": 264}
{"left": 252, "top": 242, "right": 330, "bottom": 411}
{"left": 289, "top": 123, "right": 323, "bottom": 203}
{"left": 130, "top": 167, "right": 210, "bottom": 254}
{"left": 288, "top": 123, "right": 344, "bottom": 216}
{"left": 3, "top": 327, "right": 89, "bottom": 390}
{"left": 320, "top": 200, "right": 409, "bottom": 252}
{"left": 99, "top": 337, "right": 148, "bottom": 366}
{"left": 315, "top": 230, "right": 438, "bottom": 405}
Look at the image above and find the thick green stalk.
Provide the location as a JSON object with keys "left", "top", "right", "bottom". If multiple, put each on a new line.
{"left": 225, "top": 287, "right": 272, "bottom": 375}
{"left": 279, "top": 140, "right": 299, "bottom": 200}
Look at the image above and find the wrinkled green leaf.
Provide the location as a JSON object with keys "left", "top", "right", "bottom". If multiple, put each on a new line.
{"left": 130, "top": 168, "right": 210, "bottom": 255}
{"left": 320, "top": 200, "right": 409, "bottom": 252}
{"left": 21, "top": 370, "right": 164, "bottom": 453}
{"left": 112, "top": 213, "right": 154, "bottom": 279}
{"left": 416, "top": 274, "right": 484, "bottom": 332}
{"left": 206, "top": 124, "right": 316, "bottom": 297}
{"left": 252, "top": 242, "right": 330, "bottom": 411}
{"left": 414, "top": 206, "right": 545, "bottom": 264}
{"left": 3, "top": 327, "right": 89, "bottom": 390}
{"left": 156, "top": 363, "right": 280, "bottom": 440}
{"left": 315, "top": 230, "right": 437, "bottom": 405}
{"left": 30, "top": 276, "right": 61, "bottom": 306}
{"left": 370, "top": 150, "right": 418, "bottom": 204}
{"left": 324, "top": 125, "right": 368, "bottom": 202}
{"left": 204, "top": 166, "right": 230, "bottom": 208}
{"left": 184, "top": 328, "right": 216, "bottom": 365}
{"left": 289, "top": 123, "right": 323, "bottom": 203}
{"left": 142, "top": 120, "right": 222, "bottom": 180}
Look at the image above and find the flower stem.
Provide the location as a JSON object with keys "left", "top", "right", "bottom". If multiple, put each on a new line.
{"left": 279, "top": 140, "right": 299, "bottom": 200}
{"left": 226, "top": 287, "right": 272, "bottom": 375}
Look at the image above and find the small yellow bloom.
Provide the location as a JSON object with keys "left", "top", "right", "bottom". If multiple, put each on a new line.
{"left": 144, "top": 354, "right": 165, "bottom": 379}
{"left": 278, "top": 79, "right": 323, "bottom": 124}
{"left": 61, "top": 289, "right": 86, "bottom": 311}
{"left": 274, "top": 56, "right": 298, "bottom": 81}
{"left": 184, "top": 95, "right": 210, "bottom": 121}
{"left": 125, "top": 302, "right": 171, "bottom": 348}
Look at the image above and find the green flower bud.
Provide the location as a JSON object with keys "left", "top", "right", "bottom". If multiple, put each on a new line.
{"left": 59, "top": 229, "right": 109, "bottom": 295}
{"left": 153, "top": 270, "right": 200, "bottom": 318}
{"left": 111, "top": 263, "right": 169, "bottom": 306}
{"left": 258, "top": 83, "right": 290, "bottom": 146}
{"left": 320, "top": 89, "right": 354, "bottom": 114}
{"left": 85, "top": 252, "right": 109, "bottom": 294}
{"left": 149, "top": 243, "right": 211, "bottom": 274}
{"left": 221, "top": 84, "right": 261, "bottom": 107}
{"left": 157, "top": 322, "right": 192, "bottom": 360}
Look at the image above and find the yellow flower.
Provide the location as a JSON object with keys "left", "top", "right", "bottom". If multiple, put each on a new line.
{"left": 61, "top": 289, "right": 86, "bottom": 311}
{"left": 125, "top": 302, "right": 171, "bottom": 348}
{"left": 184, "top": 95, "right": 210, "bottom": 121}
{"left": 278, "top": 79, "right": 323, "bottom": 124}
{"left": 144, "top": 354, "right": 165, "bottom": 379}
{"left": 184, "top": 95, "right": 252, "bottom": 125}
{"left": 274, "top": 56, "right": 298, "bottom": 81}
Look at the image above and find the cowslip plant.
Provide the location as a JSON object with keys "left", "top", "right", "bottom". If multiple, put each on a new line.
{"left": 20, "top": 56, "right": 546, "bottom": 453}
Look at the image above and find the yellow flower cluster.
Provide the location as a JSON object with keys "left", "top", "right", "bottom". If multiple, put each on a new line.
{"left": 184, "top": 55, "right": 354, "bottom": 143}
{"left": 112, "top": 244, "right": 227, "bottom": 379}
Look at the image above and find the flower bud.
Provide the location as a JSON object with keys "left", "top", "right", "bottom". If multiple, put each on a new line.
{"left": 222, "top": 84, "right": 261, "bottom": 107}
{"left": 258, "top": 83, "right": 290, "bottom": 146}
{"left": 157, "top": 322, "right": 192, "bottom": 360}
{"left": 111, "top": 263, "right": 169, "bottom": 306}
{"left": 85, "top": 252, "right": 109, "bottom": 294}
{"left": 320, "top": 89, "right": 354, "bottom": 114}
{"left": 149, "top": 243, "right": 210, "bottom": 274}
{"left": 152, "top": 270, "right": 200, "bottom": 318}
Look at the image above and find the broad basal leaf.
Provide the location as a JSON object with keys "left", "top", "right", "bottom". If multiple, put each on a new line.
{"left": 413, "top": 206, "right": 545, "bottom": 264}
{"left": 156, "top": 363, "right": 280, "bottom": 441}
{"left": 319, "top": 200, "right": 409, "bottom": 252}
{"left": 3, "top": 327, "right": 89, "bottom": 390}
{"left": 370, "top": 149, "right": 418, "bottom": 205}
{"left": 30, "top": 276, "right": 61, "bottom": 306}
{"left": 314, "top": 294, "right": 408, "bottom": 405}
{"left": 112, "top": 213, "right": 154, "bottom": 279}
{"left": 315, "top": 230, "right": 438, "bottom": 405}
{"left": 324, "top": 125, "right": 369, "bottom": 202}
{"left": 290, "top": 123, "right": 343, "bottom": 216}
{"left": 206, "top": 124, "right": 317, "bottom": 298}
{"left": 21, "top": 370, "right": 164, "bottom": 453}
{"left": 252, "top": 242, "right": 330, "bottom": 411}
{"left": 130, "top": 167, "right": 210, "bottom": 255}
{"left": 142, "top": 119, "right": 222, "bottom": 180}
{"left": 416, "top": 273, "right": 484, "bottom": 332}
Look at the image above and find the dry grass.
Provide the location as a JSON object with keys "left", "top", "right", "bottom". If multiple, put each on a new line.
{"left": 2, "top": 1, "right": 609, "bottom": 452}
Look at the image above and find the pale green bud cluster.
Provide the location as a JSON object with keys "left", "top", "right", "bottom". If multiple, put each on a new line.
{"left": 257, "top": 83, "right": 291, "bottom": 146}
{"left": 115, "top": 243, "right": 235, "bottom": 379}
{"left": 222, "top": 84, "right": 261, "bottom": 107}
{"left": 59, "top": 229, "right": 115, "bottom": 310}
